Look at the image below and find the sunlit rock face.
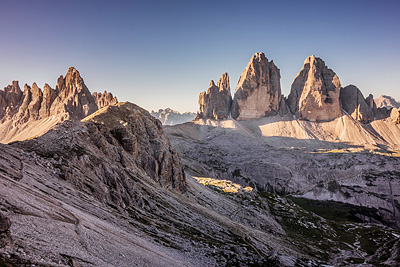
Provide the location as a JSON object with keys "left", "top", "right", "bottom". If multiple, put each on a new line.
{"left": 195, "top": 73, "right": 232, "bottom": 120}
{"left": 231, "top": 52, "right": 282, "bottom": 120}
{"left": 151, "top": 108, "right": 196, "bottom": 125}
{"left": 52, "top": 67, "right": 98, "bottom": 119}
{"left": 0, "top": 67, "right": 118, "bottom": 143}
{"left": 288, "top": 55, "right": 342, "bottom": 122}
{"left": 375, "top": 95, "right": 400, "bottom": 109}
{"left": 390, "top": 107, "right": 400, "bottom": 124}
{"left": 0, "top": 81, "right": 23, "bottom": 120}
{"left": 340, "top": 85, "right": 374, "bottom": 124}
{"left": 93, "top": 91, "right": 118, "bottom": 109}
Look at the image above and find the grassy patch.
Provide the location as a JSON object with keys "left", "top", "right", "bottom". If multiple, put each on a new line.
{"left": 288, "top": 197, "right": 383, "bottom": 224}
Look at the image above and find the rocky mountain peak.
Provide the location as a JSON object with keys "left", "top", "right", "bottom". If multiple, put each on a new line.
{"left": 93, "top": 91, "right": 118, "bottom": 109}
{"left": 287, "top": 55, "right": 342, "bottom": 122}
{"left": 195, "top": 73, "right": 232, "bottom": 120}
{"left": 209, "top": 80, "right": 216, "bottom": 88}
{"left": 217, "top": 72, "right": 230, "bottom": 92}
{"left": 231, "top": 52, "right": 282, "bottom": 120}
{"left": 340, "top": 85, "right": 374, "bottom": 124}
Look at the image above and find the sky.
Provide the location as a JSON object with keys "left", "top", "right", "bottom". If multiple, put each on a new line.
{"left": 0, "top": 0, "right": 399, "bottom": 112}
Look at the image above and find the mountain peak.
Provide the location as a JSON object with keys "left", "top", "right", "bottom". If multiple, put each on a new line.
{"left": 232, "top": 52, "right": 281, "bottom": 120}
{"left": 288, "top": 55, "right": 341, "bottom": 122}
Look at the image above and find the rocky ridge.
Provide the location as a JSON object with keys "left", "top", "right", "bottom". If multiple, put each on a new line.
{"left": 0, "top": 67, "right": 118, "bottom": 143}
{"left": 375, "top": 95, "right": 400, "bottom": 109}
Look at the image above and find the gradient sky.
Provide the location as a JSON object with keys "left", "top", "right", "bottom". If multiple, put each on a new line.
{"left": 1, "top": 0, "right": 399, "bottom": 112}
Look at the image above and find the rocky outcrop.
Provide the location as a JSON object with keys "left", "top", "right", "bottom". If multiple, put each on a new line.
{"left": 151, "top": 108, "right": 196, "bottom": 125}
{"left": 39, "top": 83, "right": 57, "bottom": 118}
{"left": 365, "top": 94, "right": 377, "bottom": 112}
{"left": 340, "top": 85, "right": 374, "bottom": 124}
{"left": 390, "top": 108, "right": 400, "bottom": 124}
{"left": 375, "top": 95, "right": 400, "bottom": 109}
{"left": 231, "top": 53, "right": 281, "bottom": 120}
{"left": 195, "top": 73, "right": 232, "bottom": 120}
{"left": 93, "top": 91, "right": 118, "bottom": 109}
{"left": 288, "top": 55, "right": 342, "bottom": 122}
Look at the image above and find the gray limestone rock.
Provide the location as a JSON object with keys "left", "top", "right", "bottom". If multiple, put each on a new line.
{"left": 0, "top": 67, "right": 118, "bottom": 143}
{"left": 195, "top": 73, "right": 232, "bottom": 120}
{"left": 93, "top": 91, "right": 118, "bottom": 109}
{"left": 340, "top": 85, "right": 374, "bottom": 124}
{"left": 231, "top": 52, "right": 282, "bottom": 120}
{"left": 390, "top": 108, "right": 400, "bottom": 124}
{"left": 288, "top": 55, "right": 342, "bottom": 122}
{"left": 0, "top": 213, "right": 11, "bottom": 248}
{"left": 0, "top": 81, "right": 23, "bottom": 120}
{"left": 52, "top": 67, "right": 98, "bottom": 120}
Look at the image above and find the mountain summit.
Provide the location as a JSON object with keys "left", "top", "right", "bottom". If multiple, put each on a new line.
{"left": 231, "top": 52, "right": 282, "bottom": 120}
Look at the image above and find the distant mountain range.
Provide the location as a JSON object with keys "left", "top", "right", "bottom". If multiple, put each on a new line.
{"left": 151, "top": 108, "right": 195, "bottom": 125}
{"left": 374, "top": 95, "right": 400, "bottom": 109}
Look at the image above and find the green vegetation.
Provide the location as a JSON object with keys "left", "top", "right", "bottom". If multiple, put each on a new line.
{"left": 288, "top": 197, "right": 383, "bottom": 224}
{"left": 259, "top": 192, "right": 400, "bottom": 265}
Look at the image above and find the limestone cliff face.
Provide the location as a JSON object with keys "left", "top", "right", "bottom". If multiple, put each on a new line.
{"left": 390, "top": 108, "right": 400, "bottom": 124}
{"left": 52, "top": 67, "right": 98, "bottom": 119}
{"left": 231, "top": 52, "right": 281, "bottom": 120}
{"left": 340, "top": 85, "right": 374, "bottom": 124}
{"left": 196, "top": 73, "right": 232, "bottom": 120}
{"left": 0, "top": 81, "right": 23, "bottom": 120}
{"left": 288, "top": 55, "right": 342, "bottom": 122}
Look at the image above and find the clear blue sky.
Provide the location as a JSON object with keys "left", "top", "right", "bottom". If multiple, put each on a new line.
{"left": 1, "top": 0, "right": 399, "bottom": 112}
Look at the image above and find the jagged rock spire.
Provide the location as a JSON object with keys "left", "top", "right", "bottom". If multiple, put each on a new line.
{"left": 231, "top": 52, "right": 282, "bottom": 120}
{"left": 287, "top": 55, "right": 342, "bottom": 122}
{"left": 195, "top": 72, "right": 232, "bottom": 120}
